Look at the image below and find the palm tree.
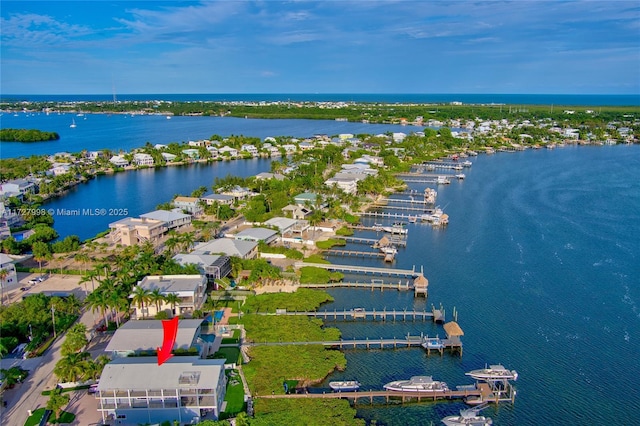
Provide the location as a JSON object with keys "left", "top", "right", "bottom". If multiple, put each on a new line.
{"left": 0, "top": 268, "right": 8, "bottom": 305}
{"left": 53, "top": 352, "right": 91, "bottom": 382}
{"left": 164, "top": 293, "right": 181, "bottom": 317}
{"left": 32, "top": 241, "right": 52, "bottom": 274}
{"left": 180, "top": 232, "right": 195, "bottom": 253}
{"left": 130, "top": 286, "right": 152, "bottom": 319}
{"left": 74, "top": 253, "right": 91, "bottom": 273}
{"left": 164, "top": 231, "right": 181, "bottom": 255}
{"left": 85, "top": 290, "right": 110, "bottom": 327}
{"left": 80, "top": 269, "right": 99, "bottom": 292}
{"left": 149, "top": 288, "right": 165, "bottom": 316}
{"left": 107, "top": 290, "right": 129, "bottom": 327}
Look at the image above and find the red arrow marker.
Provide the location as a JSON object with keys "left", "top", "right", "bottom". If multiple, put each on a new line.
{"left": 157, "top": 316, "right": 179, "bottom": 365}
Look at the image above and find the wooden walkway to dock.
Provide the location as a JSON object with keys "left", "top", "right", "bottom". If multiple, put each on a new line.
{"left": 360, "top": 211, "right": 427, "bottom": 220}
{"left": 257, "top": 388, "right": 483, "bottom": 403}
{"left": 335, "top": 235, "right": 407, "bottom": 247}
{"left": 294, "top": 262, "right": 422, "bottom": 278}
{"left": 372, "top": 205, "right": 436, "bottom": 213}
{"left": 257, "top": 308, "right": 435, "bottom": 321}
{"left": 323, "top": 249, "right": 386, "bottom": 258}
{"left": 377, "top": 198, "right": 432, "bottom": 205}
{"left": 298, "top": 281, "right": 412, "bottom": 291}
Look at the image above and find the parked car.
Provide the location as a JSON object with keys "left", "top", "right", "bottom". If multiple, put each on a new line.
{"left": 27, "top": 279, "right": 38, "bottom": 285}
{"left": 88, "top": 384, "right": 99, "bottom": 394}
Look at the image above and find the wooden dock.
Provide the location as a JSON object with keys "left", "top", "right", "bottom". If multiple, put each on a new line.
{"left": 257, "top": 388, "right": 485, "bottom": 404}
{"left": 258, "top": 308, "right": 436, "bottom": 321}
{"left": 298, "top": 281, "right": 412, "bottom": 292}
{"left": 334, "top": 235, "right": 408, "bottom": 247}
{"left": 323, "top": 249, "right": 386, "bottom": 258}
{"left": 372, "top": 205, "right": 436, "bottom": 213}
{"left": 294, "top": 262, "right": 422, "bottom": 278}
{"left": 376, "top": 198, "right": 433, "bottom": 205}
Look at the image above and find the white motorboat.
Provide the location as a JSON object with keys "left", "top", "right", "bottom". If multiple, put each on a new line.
{"left": 455, "top": 173, "right": 466, "bottom": 180}
{"left": 383, "top": 376, "right": 448, "bottom": 392}
{"left": 378, "top": 245, "right": 398, "bottom": 255}
{"left": 437, "top": 176, "right": 450, "bottom": 184}
{"left": 441, "top": 405, "right": 493, "bottom": 426}
{"left": 329, "top": 380, "right": 360, "bottom": 392}
{"left": 465, "top": 364, "right": 518, "bottom": 381}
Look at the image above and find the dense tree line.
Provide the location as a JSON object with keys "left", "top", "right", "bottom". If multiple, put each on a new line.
{"left": 0, "top": 128, "right": 60, "bottom": 142}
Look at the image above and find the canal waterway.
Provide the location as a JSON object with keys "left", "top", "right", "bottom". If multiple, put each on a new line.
{"left": 313, "top": 145, "right": 640, "bottom": 425}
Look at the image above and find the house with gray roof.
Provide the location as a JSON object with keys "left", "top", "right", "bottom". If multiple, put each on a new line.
{"left": 131, "top": 275, "right": 207, "bottom": 318}
{"left": 96, "top": 356, "right": 226, "bottom": 425}
{"left": 234, "top": 227, "right": 278, "bottom": 244}
{"left": 104, "top": 319, "right": 205, "bottom": 358}
{"left": 172, "top": 253, "right": 231, "bottom": 281}
{"left": 192, "top": 238, "right": 258, "bottom": 260}
{"left": 140, "top": 209, "right": 191, "bottom": 230}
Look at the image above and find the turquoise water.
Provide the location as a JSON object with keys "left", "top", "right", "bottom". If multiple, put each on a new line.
{"left": 316, "top": 145, "right": 640, "bottom": 425}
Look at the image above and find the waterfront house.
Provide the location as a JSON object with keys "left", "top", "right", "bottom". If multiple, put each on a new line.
{"left": 154, "top": 144, "right": 168, "bottom": 150}
{"left": 0, "top": 253, "right": 18, "bottom": 289}
{"left": 392, "top": 132, "right": 407, "bottom": 142}
{"left": 131, "top": 274, "right": 207, "bottom": 318}
{"left": 280, "top": 144, "right": 298, "bottom": 154}
{"left": 0, "top": 178, "right": 37, "bottom": 199}
{"left": 96, "top": 357, "right": 226, "bottom": 425}
{"left": 218, "top": 146, "right": 238, "bottom": 158}
{"left": 200, "top": 194, "right": 234, "bottom": 206}
{"left": 109, "top": 155, "right": 129, "bottom": 168}
{"left": 240, "top": 144, "right": 259, "bottom": 157}
{"left": 162, "top": 152, "right": 177, "bottom": 162}
{"left": 181, "top": 149, "right": 200, "bottom": 159}
{"left": 104, "top": 319, "right": 205, "bottom": 358}
{"left": 233, "top": 227, "right": 278, "bottom": 245}
{"left": 173, "top": 196, "right": 204, "bottom": 216}
{"left": 299, "top": 141, "right": 315, "bottom": 151}
{"left": 133, "top": 153, "right": 154, "bottom": 167}
{"left": 255, "top": 172, "right": 285, "bottom": 181}
{"left": 140, "top": 209, "right": 191, "bottom": 230}
{"left": 49, "top": 163, "right": 72, "bottom": 176}
{"left": 192, "top": 239, "right": 258, "bottom": 260}
{"left": 172, "top": 253, "right": 231, "bottom": 281}
{"left": 109, "top": 217, "right": 166, "bottom": 247}
{"left": 206, "top": 146, "right": 219, "bottom": 158}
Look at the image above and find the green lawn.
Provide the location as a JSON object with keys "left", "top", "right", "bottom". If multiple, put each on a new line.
{"left": 24, "top": 408, "right": 47, "bottom": 426}
{"left": 212, "top": 347, "right": 241, "bottom": 364}
{"left": 221, "top": 370, "right": 245, "bottom": 417}
{"left": 24, "top": 408, "right": 75, "bottom": 425}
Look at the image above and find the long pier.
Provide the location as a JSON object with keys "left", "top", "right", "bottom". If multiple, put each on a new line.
{"left": 372, "top": 205, "right": 436, "bottom": 213}
{"left": 335, "top": 235, "right": 408, "bottom": 247}
{"left": 294, "top": 262, "right": 421, "bottom": 278}
{"left": 360, "top": 211, "right": 424, "bottom": 220}
{"left": 323, "top": 249, "right": 385, "bottom": 258}
{"left": 256, "top": 308, "right": 435, "bottom": 321}
{"left": 298, "top": 281, "right": 412, "bottom": 291}
{"left": 245, "top": 335, "right": 426, "bottom": 349}
{"left": 377, "top": 198, "right": 432, "bottom": 205}
{"left": 257, "top": 381, "right": 515, "bottom": 406}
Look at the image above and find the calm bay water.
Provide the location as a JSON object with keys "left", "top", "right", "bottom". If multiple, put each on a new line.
{"left": 3, "top": 108, "right": 639, "bottom": 424}
{"left": 0, "top": 112, "right": 426, "bottom": 159}
{"left": 317, "top": 145, "right": 640, "bottom": 425}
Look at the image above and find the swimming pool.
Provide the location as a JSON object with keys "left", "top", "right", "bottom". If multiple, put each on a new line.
{"left": 213, "top": 310, "right": 224, "bottom": 321}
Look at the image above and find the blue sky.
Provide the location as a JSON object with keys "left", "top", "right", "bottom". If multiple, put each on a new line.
{"left": 1, "top": 1, "right": 639, "bottom": 95}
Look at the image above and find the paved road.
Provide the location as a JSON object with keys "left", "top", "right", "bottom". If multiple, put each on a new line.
{"left": 0, "top": 308, "right": 99, "bottom": 426}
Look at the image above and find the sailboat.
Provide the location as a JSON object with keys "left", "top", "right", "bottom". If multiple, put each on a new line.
{"left": 70, "top": 118, "right": 77, "bottom": 128}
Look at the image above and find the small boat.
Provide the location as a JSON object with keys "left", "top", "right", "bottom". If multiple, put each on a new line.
{"left": 441, "top": 405, "right": 493, "bottom": 426}
{"left": 382, "top": 226, "right": 408, "bottom": 235}
{"left": 329, "top": 380, "right": 360, "bottom": 392}
{"left": 383, "top": 376, "right": 448, "bottom": 392}
{"left": 465, "top": 364, "right": 518, "bottom": 381}
{"left": 70, "top": 118, "right": 77, "bottom": 128}
{"left": 378, "top": 245, "right": 397, "bottom": 255}
{"left": 408, "top": 216, "right": 417, "bottom": 223}
{"left": 436, "top": 176, "right": 450, "bottom": 185}
{"left": 461, "top": 160, "right": 473, "bottom": 167}
{"left": 455, "top": 174, "right": 466, "bottom": 180}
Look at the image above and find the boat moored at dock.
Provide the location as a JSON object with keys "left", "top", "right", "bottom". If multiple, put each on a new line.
{"left": 383, "top": 376, "right": 448, "bottom": 392}
{"left": 441, "top": 404, "right": 493, "bottom": 426}
{"left": 329, "top": 380, "right": 361, "bottom": 392}
{"left": 465, "top": 364, "right": 518, "bottom": 381}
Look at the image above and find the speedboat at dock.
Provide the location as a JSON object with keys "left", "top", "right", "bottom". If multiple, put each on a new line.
{"left": 441, "top": 404, "right": 493, "bottom": 426}
{"left": 329, "top": 380, "right": 360, "bottom": 392}
{"left": 383, "top": 376, "right": 448, "bottom": 392}
{"left": 465, "top": 364, "right": 518, "bottom": 381}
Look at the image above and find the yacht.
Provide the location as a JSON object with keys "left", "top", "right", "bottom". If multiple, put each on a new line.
{"left": 441, "top": 406, "right": 493, "bottom": 426}
{"left": 436, "top": 176, "right": 450, "bottom": 185}
{"left": 465, "top": 364, "right": 518, "bottom": 381}
{"left": 329, "top": 380, "right": 360, "bottom": 392}
{"left": 383, "top": 376, "right": 448, "bottom": 392}
{"left": 378, "top": 245, "right": 398, "bottom": 255}
{"left": 70, "top": 118, "right": 77, "bottom": 128}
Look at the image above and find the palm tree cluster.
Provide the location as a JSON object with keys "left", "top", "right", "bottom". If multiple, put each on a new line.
{"left": 53, "top": 323, "right": 109, "bottom": 383}
{"left": 130, "top": 286, "right": 182, "bottom": 319}
{"left": 163, "top": 230, "right": 196, "bottom": 255}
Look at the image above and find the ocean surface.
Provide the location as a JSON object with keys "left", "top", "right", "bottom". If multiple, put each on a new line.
{"left": 2, "top": 93, "right": 639, "bottom": 106}
{"left": 316, "top": 145, "right": 640, "bottom": 425}
{"left": 2, "top": 109, "right": 639, "bottom": 424}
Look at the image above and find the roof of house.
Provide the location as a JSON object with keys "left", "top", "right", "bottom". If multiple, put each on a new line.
{"left": 264, "top": 217, "right": 298, "bottom": 231}
{"left": 140, "top": 209, "right": 191, "bottom": 222}
{"left": 108, "top": 217, "right": 165, "bottom": 229}
{"left": 174, "top": 196, "right": 199, "bottom": 203}
{"left": 201, "top": 193, "right": 234, "bottom": 201}
{"left": 294, "top": 192, "right": 317, "bottom": 202}
{"left": 172, "top": 253, "right": 225, "bottom": 268}
{"left": 192, "top": 238, "right": 258, "bottom": 258}
{"left": 97, "top": 356, "right": 225, "bottom": 391}
{"left": 104, "top": 319, "right": 204, "bottom": 352}
{"left": 234, "top": 227, "right": 278, "bottom": 241}
{"left": 135, "top": 275, "right": 205, "bottom": 295}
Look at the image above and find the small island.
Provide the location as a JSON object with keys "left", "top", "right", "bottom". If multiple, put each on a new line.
{"left": 0, "top": 128, "right": 60, "bottom": 142}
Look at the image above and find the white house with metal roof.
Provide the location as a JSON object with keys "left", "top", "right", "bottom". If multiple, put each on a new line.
{"left": 191, "top": 239, "right": 258, "bottom": 260}
{"left": 104, "top": 319, "right": 205, "bottom": 358}
{"left": 172, "top": 253, "right": 232, "bottom": 280}
{"left": 96, "top": 356, "right": 227, "bottom": 425}
{"left": 131, "top": 275, "right": 207, "bottom": 318}
{"left": 233, "top": 227, "right": 278, "bottom": 245}
{"left": 140, "top": 209, "right": 191, "bottom": 230}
